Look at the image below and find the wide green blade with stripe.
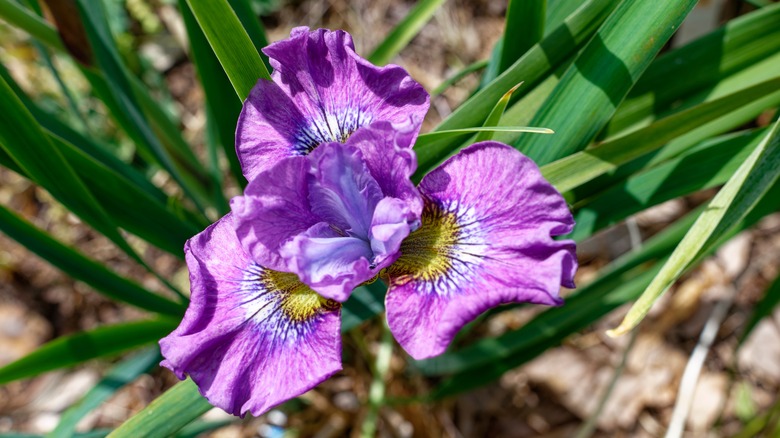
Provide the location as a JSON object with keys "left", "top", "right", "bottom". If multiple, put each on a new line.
{"left": 415, "top": 0, "right": 619, "bottom": 175}
{"left": 516, "top": 0, "right": 698, "bottom": 165}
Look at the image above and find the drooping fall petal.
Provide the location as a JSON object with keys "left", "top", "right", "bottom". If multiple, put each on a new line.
{"left": 159, "top": 214, "right": 342, "bottom": 417}
{"left": 385, "top": 143, "right": 577, "bottom": 360}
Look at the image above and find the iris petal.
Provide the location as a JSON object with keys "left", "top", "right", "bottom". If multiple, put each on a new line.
{"left": 386, "top": 142, "right": 577, "bottom": 360}
{"left": 308, "top": 142, "right": 383, "bottom": 239}
{"left": 231, "top": 157, "right": 318, "bottom": 272}
{"left": 160, "top": 214, "right": 342, "bottom": 417}
{"left": 236, "top": 27, "right": 429, "bottom": 181}
{"left": 281, "top": 222, "right": 375, "bottom": 302}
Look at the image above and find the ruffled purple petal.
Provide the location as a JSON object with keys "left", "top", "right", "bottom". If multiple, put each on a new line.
{"left": 308, "top": 142, "right": 383, "bottom": 239}
{"left": 280, "top": 222, "right": 374, "bottom": 302}
{"left": 231, "top": 157, "right": 319, "bottom": 272}
{"left": 160, "top": 214, "right": 342, "bottom": 417}
{"left": 236, "top": 27, "right": 429, "bottom": 180}
{"left": 386, "top": 142, "right": 577, "bottom": 360}
{"left": 345, "top": 120, "right": 423, "bottom": 220}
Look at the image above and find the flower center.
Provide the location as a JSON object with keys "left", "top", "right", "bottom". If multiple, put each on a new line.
{"left": 293, "top": 108, "right": 370, "bottom": 155}
{"left": 259, "top": 270, "right": 340, "bottom": 322}
{"left": 389, "top": 202, "right": 460, "bottom": 281}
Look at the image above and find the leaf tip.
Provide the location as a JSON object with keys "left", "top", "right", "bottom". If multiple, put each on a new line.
{"left": 606, "top": 323, "right": 632, "bottom": 338}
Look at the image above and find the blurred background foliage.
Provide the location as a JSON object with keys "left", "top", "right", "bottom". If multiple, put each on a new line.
{"left": 0, "top": 0, "right": 779, "bottom": 436}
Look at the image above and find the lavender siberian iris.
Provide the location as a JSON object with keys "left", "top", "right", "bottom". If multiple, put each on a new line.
{"left": 161, "top": 26, "right": 427, "bottom": 416}
{"left": 160, "top": 27, "right": 576, "bottom": 417}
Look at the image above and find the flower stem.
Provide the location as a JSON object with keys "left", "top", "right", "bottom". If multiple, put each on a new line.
{"left": 360, "top": 317, "right": 394, "bottom": 438}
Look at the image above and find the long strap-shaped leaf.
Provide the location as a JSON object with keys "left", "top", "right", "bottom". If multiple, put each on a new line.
{"left": 569, "top": 129, "right": 765, "bottom": 242}
{"left": 185, "top": 0, "right": 270, "bottom": 100}
{"left": 542, "top": 78, "right": 780, "bottom": 193}
{"left": 0, "top": 319, "right": 177, "bottom": 384}
{"left": 0, "top": 74, "right": 185, "bottom": 298}
{"left": 0, "top": 204, "right": 184, "bottom": 316}
{"left": 498, "top": 0, "right": 545, "bottom": 73}
{"left": 609, "top": 118, "right": 780, "bottom": 336}
{"left": 516, "top": 0, "right": 698, "bottom": 165}
{"left": 0, "top": 0, "right": 64, "bottom": 50}
{"left": 415, "top": 0, "right": 619, "bottom": 175}
{"left": 606, "top": 2, "right": 780, "bottom": 137}
{"left": 49, "top": 348, "right": 161, "bottom": 438}
{"left": 367, "top": 0, "right": 446, "bottom": 66}
{"left": 179, "top": 0, "right": 245, "bottom": 187}
{"left": 74, "top": 0, "right": 212, "bottom": 213}
{"left": 107, "top": 378, "right": 212, "bottom": 438}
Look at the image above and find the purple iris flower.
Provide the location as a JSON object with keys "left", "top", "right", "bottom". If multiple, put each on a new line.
{"left": 160, "top": 27, "right": 576, "bottom": 418}
{"left": 384, "top": 142, "right": 577, "bottom": 360}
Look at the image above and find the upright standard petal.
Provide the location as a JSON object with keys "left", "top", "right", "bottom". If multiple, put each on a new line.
{"left": 236, "top": 27, "right": 430, "bottom": 180}
{"left": 385, "top": 142, "right": 577, "bottom": 360}
{"left": 159, "top": 214, "right": 342, "bottom": 417}
{"left": 347, "top": 120, "right": 423, "bottom": 220}
{"left": 233, "top": 135, "right": 422, "bottom": 302}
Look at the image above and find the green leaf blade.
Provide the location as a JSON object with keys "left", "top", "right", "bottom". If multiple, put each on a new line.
{"left": 367, "top": 0, "right": 446, "bottom": 66}
{"left": 609, "top": 119, "right": 780, "bottom": 336}
{"left": 0, "top": 319, "right": 177, "bottom": 384}
{"left": 0, "top": 204, "right": 184, "bottom": 316}
{"left": 516, "top": 0, "right": 698, "bottom": 165}
{"left": 50, "top": 348, "right": 161, "bottom": 438}
{"left": 185, "top": 0, "right": 270, "bottom": 100}
{"left": 499, "top": 0, "right": 545, "bottom": 73}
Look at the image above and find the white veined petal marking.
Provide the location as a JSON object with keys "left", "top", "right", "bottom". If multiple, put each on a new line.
{"left": 238, "top": 263, "right": 340, "bottom": 345}
{"left": 292, "top": 108, "right": 372, "bottom": 155}
{"left": 388, "top": 197, "right": 488, "bottom": 297}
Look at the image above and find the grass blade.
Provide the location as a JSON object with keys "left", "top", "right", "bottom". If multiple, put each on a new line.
{"left": 179, "top": 0, "right": 245, "bottom": 187}
{"left": 49, "top": 348, "right": 161, "bottom": 438}
{"left": 542, "top": 78, "right": 780, "bottom": 193}
{"left": 516, "top": 0, "right": 698, "bottom": 165}
{"left": 474, "top": 83, "right": 523, "bottom": 142}
{"left": 415, "top": 0, "right": 619, "bottom": 175}
{"left": 605, "top": 3, "right": 780, "bottom": 137}
{"left": 0, "top": 204, "right": 184, "bottom": 316}
{"left": 498, "top": 0, "right": 545, "bottom": 73}
{"left": 367, "top": 0, "right": 446, "bottom": 66}
{"left": 609, "top": 119, "right": 780, "bottom": 336}
{"left": 185, "top": 0, "right": 270, "bottom": 100}
{"left": 106, "top": 379, "right": 213, "bottom": 438}
{"left": 0, "top": 74, "right": 138, "bottom": 266}
{"left": 570, "top": 129, "right": 764, "bottom": 242}
{"left": 431, "top": 59, "right": 488, "bottom": 97}
{"left": 225, "top": 0, "right": 269, "bottom": 61}
{"left": 416, "top": 126, "right": 553, "bottom": 148}
{"left": 0, "top": 319, "right": 177, "bottom": 384}
{"left": 73, "top": 0, "right": 213, "bottom": 213}
{"left": 0, "top": 0, "right": 65, "bottom": 51}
